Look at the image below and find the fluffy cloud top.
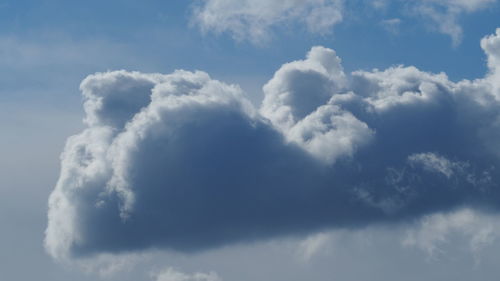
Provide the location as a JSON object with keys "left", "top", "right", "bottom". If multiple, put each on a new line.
{"left": 191, "top": 0, "right": 343, "bottom": 44}
{"left": 260, "top": 46, "right": 372, "bottom": 164}
{"left": 46, "top": 29, "right": 500, "bottom": 260}
{"left": 482, "top": 28, "right": 500, "bottom": 96}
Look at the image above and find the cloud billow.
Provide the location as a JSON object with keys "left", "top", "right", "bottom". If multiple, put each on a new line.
{"left": 46, "top": 29, "right": 500, "bottom": 260}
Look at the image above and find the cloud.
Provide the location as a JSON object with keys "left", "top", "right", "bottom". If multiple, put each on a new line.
{"left": 45, "top": 69, "right": 328, "bottom": 259}
{"left": 380, "top": 18, "right": 402, "bottom": 34}
{"left": 296, "top": 232, "right": 336, "bottom": 262}
{"left": 411, "top": 0, "right": 497, "bottom": 45}
{"left": 408, "top": 152, "right": 465, "bottom": 178}
{"left": 152, "top": 267, "right": 222, "bottom": 281}
{"left": 78, "top": 253, "right": 149, "bottom": 278}
{"left": 191, "top": 0, "right": 344, "bottom": 44}
{"left": 482, "top": 28, "right": 500, "bottom": 97}
{"left": 403, "top": 208, "right": 500, "bottom": 264}
{"left": 260, "top": 46, "right": 373, "bottom": 164}
{"left": 190, "top": 0, "right": 497, "bottom": 46}
{"left": 46, "top": 29, "right": 500, "bottom": 261}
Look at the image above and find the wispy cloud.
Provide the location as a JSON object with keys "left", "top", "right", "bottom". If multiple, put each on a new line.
{"left": 152, "top": 267, "right": 222, "bottom": 281}
{"left": 411, "top": 0, "right": 497, "bottom": 46}
{"left": 191, "top": 0, "right": 344, "bottom": 45}
{"left": 190, "top": 0, "right": 498, "bottom": 46}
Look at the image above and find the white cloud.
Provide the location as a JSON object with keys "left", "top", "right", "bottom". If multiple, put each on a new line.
{"left": 286, "top": 103, "right": 374, "bottom": 164}
{"left": 408, "top": 152, "right": 465, "bottom": 178}
{"left": 153, "top": 267, "right": 222, "bottom": 281}
{"left": 412, "top": 0, "right": 497, "bottom": 45}
{"left": 482, "top": 28, "right": 500, "bottom": 97}
{"left": 45, "top": 29, "right": 500, "bottom": 262}
{"left": 260, "top": 46, "right": 372, "bottom": 164}
{"left": 190, "top": 0, "right": 497, "bottom": 45}
{"left": 261, "top": 46, "right": 347, "bottom": 130}
{"left": 372, "top": 0, "right": 390, "bottom": 10}
{"left": 420, "top": 0, "right": 496, "bottom": 12}
{"left": 296, "top": 232, "right": 336, "bottom": 262}
{"left": 79, "top": 253, "right": 149, "bottom": 278}
{"left": 380, "top": 18, "right": 402, "bottom": 34}
{"left": 403, "top": 208, "right": 500, "bottom": 263}
{"left": 191, "top": 0, "right": 343, "bottom": 44}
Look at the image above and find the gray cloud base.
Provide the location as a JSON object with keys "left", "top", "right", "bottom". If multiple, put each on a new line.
{"left": 46, "top": 29, "right": 500, "bottom": 260}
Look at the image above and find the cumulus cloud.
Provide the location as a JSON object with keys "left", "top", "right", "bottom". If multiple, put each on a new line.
{"left": 46, "top": 69, "right": 329, "bottom": 259}
{"left": 260, "top": 46, "right": 373, "bottom": 164}
{"left": 482, "top": 28, "right": 500, "bottom": 97}
{"left": 46, "top": 29, "right": 500, "bottom": 261}
{"left": 191, "top": 0, "right": 344, "bottom": 44}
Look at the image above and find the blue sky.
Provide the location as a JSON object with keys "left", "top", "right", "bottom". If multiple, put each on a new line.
{"left": 2, "top": 1, "right": 500, "bottom": 281}
{"left": 1, "top": 0, "right": 499, "bottom": 104}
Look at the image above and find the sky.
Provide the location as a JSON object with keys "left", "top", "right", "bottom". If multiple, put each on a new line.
{"left": 2, "top": 0, "right": 500, "bottom": 280}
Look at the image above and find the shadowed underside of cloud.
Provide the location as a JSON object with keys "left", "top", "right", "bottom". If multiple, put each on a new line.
{"left": 46, "top": 29, "right": 500, "bottom": 260}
